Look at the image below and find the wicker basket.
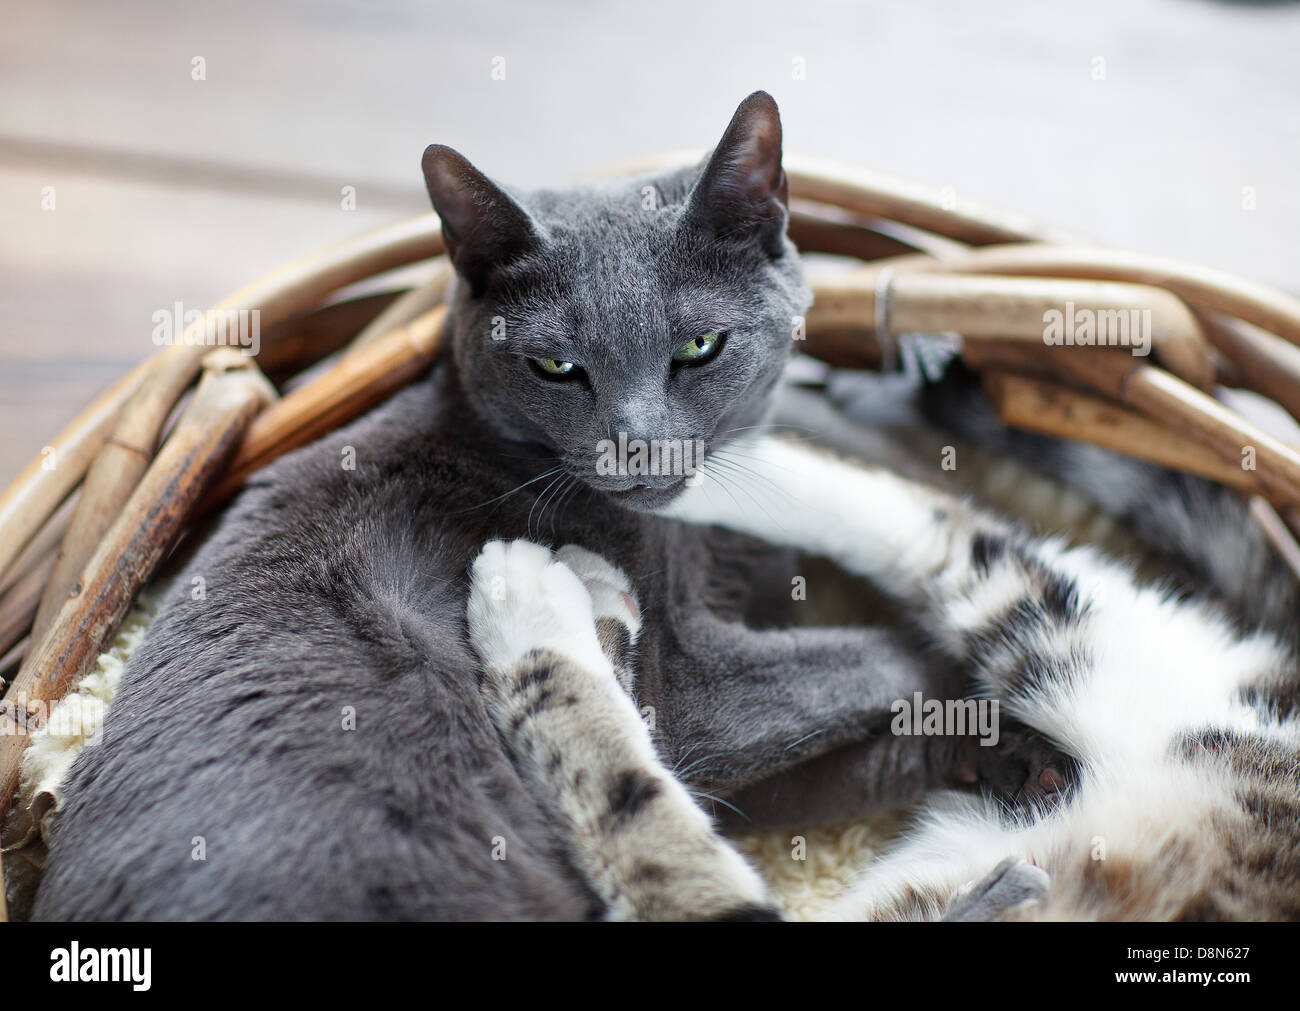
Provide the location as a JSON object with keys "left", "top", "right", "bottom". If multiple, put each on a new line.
{"left": 4, "top": 153, "right": 1300, "bottom": 920}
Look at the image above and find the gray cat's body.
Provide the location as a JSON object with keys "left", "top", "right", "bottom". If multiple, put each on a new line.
{"left": 33, "top": 94, "right": 977, "bottom": 920}
{"left": 34, "top": 366, "right": 959, "bottom": 920}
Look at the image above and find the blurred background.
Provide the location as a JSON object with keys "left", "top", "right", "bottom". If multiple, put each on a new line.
{"left": 1, "top": 0, "right": 1298, "bottom": 484}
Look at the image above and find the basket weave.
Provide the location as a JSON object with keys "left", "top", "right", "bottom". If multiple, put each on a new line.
{"left": 4, "top": 153, "right": 1300, "bottom": 920}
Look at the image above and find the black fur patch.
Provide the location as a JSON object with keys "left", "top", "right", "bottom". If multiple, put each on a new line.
{"left": 1178, "top": 726, "right": 1239, "bottom": 760}
{"left": 608, "top": 769, "right": 661, "bottom": 821}
{"left": 1239, "top": 680, "right": 1300, "bottom": 723}
{"left": 971, "top": 532, "right": 1008, "bottom": 574}
{"left": 595, "top": 617, "right": 633, "bottom": 668}
{"left": 516, "top": 653, "right": 557, "bottom": 690}
{"left": 1039, "top": 571, "right": 1081, "bottom": 624}
{"left": 963, "top": 596, "right": 1087, "bottom": 698}
{"left": 509, "top": 687, "right": 555, "bottom": 735}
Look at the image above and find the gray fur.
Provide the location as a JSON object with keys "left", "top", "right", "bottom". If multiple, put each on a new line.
{"left": 32, "top": 93, "right": 971, "bottom": 921}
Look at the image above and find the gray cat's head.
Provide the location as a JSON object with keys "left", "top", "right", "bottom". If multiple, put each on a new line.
{"left": 421, "top": 91, "right": 810, "bottom": 512}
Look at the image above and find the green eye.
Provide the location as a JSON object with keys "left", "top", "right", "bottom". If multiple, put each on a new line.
{"left": 673, "top": 331, "right": 722, "bottom": 364}
{"left": 534, "top": 357, "right": 576, "bottom": 377}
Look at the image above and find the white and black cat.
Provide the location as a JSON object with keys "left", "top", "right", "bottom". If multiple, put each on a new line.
{"left": 31, "top": 94, "right": 1014, "bottom": 920}
{"left": 473, "top": 421, "right": 1300, "bottom": 920}
{"left": 466, "top": 413, "right": 1300, "bottom": 920}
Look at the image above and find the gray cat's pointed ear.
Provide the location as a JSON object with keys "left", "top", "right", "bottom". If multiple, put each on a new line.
{"left": 421, "top": 144, "right": 541, "bottom": 295}
{"left": 683, "top": 91, "right": 790, "bottom": 257}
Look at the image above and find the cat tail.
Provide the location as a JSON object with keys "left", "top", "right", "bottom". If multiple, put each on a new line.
{"left": 916, "top": 357, "right": 1299, "bottom": 644}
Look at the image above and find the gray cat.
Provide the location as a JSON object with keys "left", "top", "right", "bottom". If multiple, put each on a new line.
{"left": 34, "top": 93, "right": 1009, "bottom": 920}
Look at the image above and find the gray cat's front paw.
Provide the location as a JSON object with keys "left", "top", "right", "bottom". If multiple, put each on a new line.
{"left": 942, "top": 858, "right": 1049, "bottom": 921}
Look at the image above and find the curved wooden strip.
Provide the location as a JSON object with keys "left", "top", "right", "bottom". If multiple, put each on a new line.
{"left": 862, "top": 244, "right": 1300, "bottom": 354}
{"left": 259, "top": 289, "right": 405, "bottom": 381}
{"left": 23, "top": 351, "right": 205, "bottom": 657}
{"left": 1248, "top": 497, "right": 1300, "bottom": 584}
{"left": 0, "top": 550, "right": 55, "bottom": 673}
{"left": 0, "top": 214, "right": 445, "bottom": 595}
{"left": 593, "top": 150, "right": 1078, "bottom": 247}
{"left": 807, "top": 273, "right": 1215, "bottom": 390}
{"left": 0, "top": 353, "right": 277, "bottom": 830}
{"left": 198, "top": 305, "right": 447, "bottom": 511}
{"left": 786, "top": 153, "right": 1081, "bottom": 247}
{"left": 1195, "top": 312, "right": 1300, "bottom": 423}
{"left": 1046, "top": 352, "right": 1300, "bottom": 507}
{"left": 0, "top": 363, "right": 148, "bottom": 585}
{"left": 787, "top": 208, "right": 923, "bottom": 261}
{"left": 346, "top": 259, "right": 454, "bottom": 356}
{"left": 983, "top": 371, "right": 1255, "bottom": 492}
{"left": 0, "top": 497, "right": 75, "bottom": 601}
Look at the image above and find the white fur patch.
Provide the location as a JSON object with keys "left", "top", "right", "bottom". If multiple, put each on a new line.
{"left": 554, "top": 544, "right": 640, "bottom": 641}
{"left": 466, "top": 539, "right": 610, "bottom": 676}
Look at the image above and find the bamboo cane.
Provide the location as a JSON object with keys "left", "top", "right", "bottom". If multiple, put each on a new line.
{"left": 0, "top": 551, "right": 56, "bottom": 677}
{"left": 22, "top": 351, "right": 205, "bottom": 662}
{"left": 982, "top": 371, "right": 1256, "bottom": 492}
{"left": 0, "top": 497, "right": 75, "bottom": 602}
{"left": 1045, "top": 352, "right": 1300, "bottom": 507}
{"left": 0, "top": 363, "right": 148, "bottom": 586}
{"left": 0, "top": 215, "right": 446, "bottom": 594}
{"left": 0, "top": 294, "right": 411, "bottom": 666}
{"left": 346, "top": 260, "right": 454, "bottom": 356}
{"left": 787, "top": 208, "right": 923, "bottom": 261}
{"left": 961, "top": 340, "right": 1300, "bottom": 509}
{"left": 856, "top": 244, "right": 1300, "bottom": 355}
{"left": 597, "top": 151, "right": 1080, "bottom": 246}
{"left": 258, "top": 290, "right": 406, "bottom": 381}
{"left": 0, "top": 352, "right": 276, "bottom": 838}
{"left": 807, "top": 272, "right": 1214, "bottom": 390}
{"left": 24, "top": 291, "right": 420, "bottom": 663}
{"left": 1248, "top": 497, "right": 1300, "bottom": 584}
{"left": 198, "top": 305, "right": 447, "bottom": 511}
{"left": 826, "top": 323, "right": 1300, "bottom": 519}
{"left": 958, "top": 337, "right": 1083, "bottom": 379}
{"left": 1195, "top": 313, "right": 1300, "bottom": 423}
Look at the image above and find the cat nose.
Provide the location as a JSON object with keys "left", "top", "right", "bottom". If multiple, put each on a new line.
{"left": 608, "top": 394, "right": 667, "bottom": 446}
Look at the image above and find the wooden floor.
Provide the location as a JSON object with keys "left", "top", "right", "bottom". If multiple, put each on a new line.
{"left": 2, "top": 0, "right": 1298, "bottom": 485}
